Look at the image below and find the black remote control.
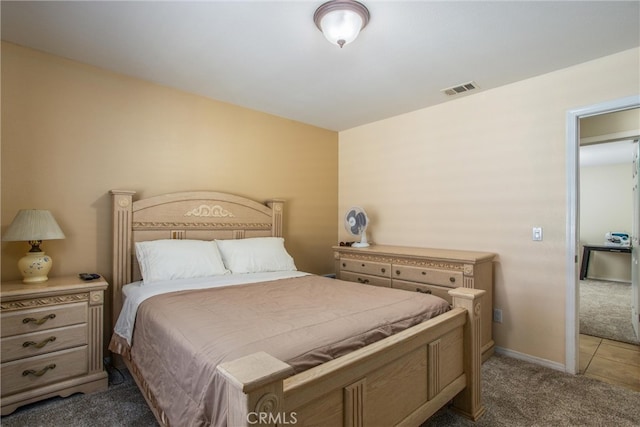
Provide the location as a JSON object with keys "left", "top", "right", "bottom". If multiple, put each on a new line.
{"left": 78, "top": 273, "right": 100, "bottom": 281}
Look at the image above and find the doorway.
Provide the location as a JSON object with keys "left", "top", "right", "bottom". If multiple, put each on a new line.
{"left": 579, "top": 114, "right": 638, "bottom": 343}
{"left": 565, "top": 95, "right": 640, "bottom": 375}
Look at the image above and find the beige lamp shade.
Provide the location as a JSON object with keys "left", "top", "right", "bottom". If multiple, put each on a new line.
{"left": 3, "top": 209, "right": 65, "bottom": 283}
{"left": 3, "top": 209, "right": 66, "bottom": 242}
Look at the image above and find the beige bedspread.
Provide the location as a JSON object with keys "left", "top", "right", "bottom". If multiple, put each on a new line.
{"left": 109, "top": 275, "right": 450, "bottom": 427}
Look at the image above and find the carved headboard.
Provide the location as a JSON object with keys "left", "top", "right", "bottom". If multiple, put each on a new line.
{"left": 110, "top": 190, "right": 284, "bottom": 326}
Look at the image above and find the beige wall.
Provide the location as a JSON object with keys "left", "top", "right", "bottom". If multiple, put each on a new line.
{"left": 339, "top": 48, "right": 640, "bottom": 366}
{"left": 1, "top": 42, "right": 338, "bottom": 287}
{"left": 580, "top": 163, "right": 632, "bottom": 282}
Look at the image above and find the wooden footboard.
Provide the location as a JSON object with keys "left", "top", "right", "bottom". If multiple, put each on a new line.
{"left": 218, "top": 287, "right": 485, "bottom": 426}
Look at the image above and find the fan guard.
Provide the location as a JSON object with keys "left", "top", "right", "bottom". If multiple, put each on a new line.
{"left": 344, "top": 207, "right": 370, "bottom": 248}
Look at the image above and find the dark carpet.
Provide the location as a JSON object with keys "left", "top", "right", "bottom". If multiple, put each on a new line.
{"left": 2, "top": 354, "right": 639, "bottom": 427}
{"left": 580, "top": 279, "right": 639, "bottom": 344}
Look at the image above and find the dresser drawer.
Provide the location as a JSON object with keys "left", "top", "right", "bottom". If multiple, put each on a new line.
{"left": 1, "top": 346, "right": 88, "bottom": 397}
{"left": 1, "top": 302, "right": 87, "bottom": 338}
{"left": 333, "top": 245, "right": 495, "bottom": 364}
{"left": 340, "top": 271, "right": 392, "bottom": 288}
{"left": 392, "top": 280, "right": 453, "bottom": 303}
{"left": 340, "top": 259, "right": 391, "bottom": 278}
{"left": 1, "top": 324, "right": 87, "bottom": 363}
{"left": 392, "top": 265, "right": 462, "bottom": 288}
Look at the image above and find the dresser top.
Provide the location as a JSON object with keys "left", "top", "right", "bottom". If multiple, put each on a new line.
{"left": 333, "top": 244, "right": 496, "bottom": 264}
{"left": 1, "top": 275, "right": 108, "bottom": 300}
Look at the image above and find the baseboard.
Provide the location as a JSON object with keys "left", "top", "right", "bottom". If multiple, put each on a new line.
{"left": 581, "top": 277, "right": 631, "bottom": 284}
{"left": 494, "top": 346, "right": 566, "bottom": 373}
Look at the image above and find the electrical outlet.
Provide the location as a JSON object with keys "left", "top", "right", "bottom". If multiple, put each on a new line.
{"left": 493, "top": 308, "right": 503, "bottom": 323}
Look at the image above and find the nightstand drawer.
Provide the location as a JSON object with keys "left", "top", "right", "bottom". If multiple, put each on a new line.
{"left": 340, "top": 259, "right": 391, "bottom": 278}
{"left": 1, "top": 324, "right": 87, "bottom": 363}
{"left": 392, "top": 280, "right": 453, "bottom": 303}
{"left": 1, "top": 302, "right": 87, "bottom": 338}
{"left": 393, "top": 265, "right": 462, "bottom": 288}
{"left": 340, "top": 271, "right": 392, "bottom": 288}
{"left": 1, "top": 346, "right": 88, "bottom": 397}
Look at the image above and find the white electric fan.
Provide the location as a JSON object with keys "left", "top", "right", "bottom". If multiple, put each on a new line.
{"left": 344, "top": 207, "right": 370, "bottom": 248}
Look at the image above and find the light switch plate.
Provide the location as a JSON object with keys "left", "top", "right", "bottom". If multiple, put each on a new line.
{"left": 532, "top": 227, "right": 543, "bottom": 241}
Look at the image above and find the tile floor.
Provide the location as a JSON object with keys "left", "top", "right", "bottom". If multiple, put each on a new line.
{"left": 579, "top": 334, "right": 640, "bottom": 392}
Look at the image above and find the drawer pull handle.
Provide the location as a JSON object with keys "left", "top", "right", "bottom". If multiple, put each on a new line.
{"left": 381, "top": 268, "right": 386, "bottom": 273}
{"left": 357, "top": 278, "right": 370, "bottom": 284}
{"left": 396, "top": 270, "right": 401, "bottom": 275}
{"left": 23, "top": 336, "right": 57, "bottom": 349}
{"left": 449, "top": 277, "right": 456, "bottom": 283}
{"left": 22, "top": 364, "right": 56, "bottom": 377}
{"left": 361, "top": 263, "right": 366, "bottom": 267}
{"left": 22, "top": 314, "right": 56, "bottom": 325}
{"left": 342, "top": 263, "right": 346, "bottom": 267}
{"left": 416, "top": 288, "right": 432, "bottom": 294}
{"left": 422, "top": 271, "right": 426, "bottom": 275}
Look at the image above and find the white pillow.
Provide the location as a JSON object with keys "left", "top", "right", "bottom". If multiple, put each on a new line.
{"left": 215, "top": 237, "right": 297, "bottom": 274}
{"left": 135, "top": 239, "right": 229, "bottom": 285}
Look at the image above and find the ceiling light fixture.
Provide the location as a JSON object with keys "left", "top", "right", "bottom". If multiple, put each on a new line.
{"left": 314, "top": 0, "right": 370, "bottom": 48}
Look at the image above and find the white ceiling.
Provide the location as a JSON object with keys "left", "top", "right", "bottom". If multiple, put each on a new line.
{"left": 2, "top": 1, "right": 639, "bottom": 131}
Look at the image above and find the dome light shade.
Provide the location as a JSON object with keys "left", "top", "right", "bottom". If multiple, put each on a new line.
{"left": 314, "top": 0, "right": 370, "bottom": 48}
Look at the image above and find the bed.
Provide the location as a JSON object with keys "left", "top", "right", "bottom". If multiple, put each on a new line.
{"left": 109, "top": 190, "right": 486, "bottom": 427}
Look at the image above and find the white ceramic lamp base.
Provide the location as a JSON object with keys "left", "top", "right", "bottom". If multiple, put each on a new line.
{"left": 18, "top": 251, "right": 53, "bottom": 283}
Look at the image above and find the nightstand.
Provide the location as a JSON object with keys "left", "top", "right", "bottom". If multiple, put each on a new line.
{"left": 1, "top": 275, "right": 109, "bottom": 415}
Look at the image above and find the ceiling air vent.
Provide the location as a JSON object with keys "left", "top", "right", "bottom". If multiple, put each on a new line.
{"left": 442, "top": 81, "right": 479, "bottom": 96}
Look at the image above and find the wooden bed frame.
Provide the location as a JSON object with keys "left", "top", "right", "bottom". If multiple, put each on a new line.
{"left": 111, "top": 190, "right": 485, "bottom": 426}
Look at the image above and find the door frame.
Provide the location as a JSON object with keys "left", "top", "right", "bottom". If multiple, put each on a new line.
{"left": 565, "top": 94, "right": 640, "bottom": 374}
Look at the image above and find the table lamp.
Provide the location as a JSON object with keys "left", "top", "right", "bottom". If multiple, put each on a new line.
{"left": 2, "top": 209, "right": 66, "bottom": 283}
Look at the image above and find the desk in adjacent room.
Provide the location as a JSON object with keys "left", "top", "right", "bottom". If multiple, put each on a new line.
{"left": 579, "top": 244, "right": 632, "bottom": 280}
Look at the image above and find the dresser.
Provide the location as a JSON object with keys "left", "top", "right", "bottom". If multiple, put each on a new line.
{"left": 1, "top": 275, "right": 109, "bottom": 415}
{"left": 334, "top": 245, "right": 496, "bottom": 360}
